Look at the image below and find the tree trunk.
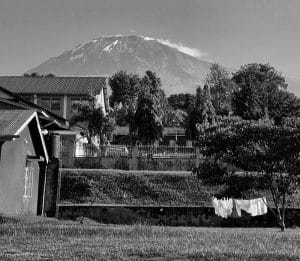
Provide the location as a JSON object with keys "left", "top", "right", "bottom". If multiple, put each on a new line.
{"left": 276, "top": 207, "right": 285, "bottom": 232}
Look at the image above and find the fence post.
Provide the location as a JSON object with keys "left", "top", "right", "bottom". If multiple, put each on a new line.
{"left": 195, "top": 146, "right": 201, "bottom": 167}
{"left": 129, "top": 146, "right": 138, "bottom": 170}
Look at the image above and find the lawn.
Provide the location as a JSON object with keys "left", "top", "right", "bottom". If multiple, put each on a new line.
{"left": 0, "top": 216, "right": 299, "bottom": 260}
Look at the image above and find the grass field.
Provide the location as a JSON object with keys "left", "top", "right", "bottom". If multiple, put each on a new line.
{"left": 0, "top": 216, "right": 299, "bottom": 260}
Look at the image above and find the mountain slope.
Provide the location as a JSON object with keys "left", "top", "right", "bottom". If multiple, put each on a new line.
{"left": 27, "top": 35, "right": 300, "bottom": 96}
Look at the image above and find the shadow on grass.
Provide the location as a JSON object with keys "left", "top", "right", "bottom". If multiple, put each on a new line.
{"left": 129, "top": 252, "right": 298, "bottom": 261}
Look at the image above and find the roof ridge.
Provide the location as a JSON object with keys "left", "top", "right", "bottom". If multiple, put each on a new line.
{"left": 0, "top": 76, "right": 107, "bottom": 95}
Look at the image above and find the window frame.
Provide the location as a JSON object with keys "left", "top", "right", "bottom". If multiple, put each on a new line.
{"left": 24, "top": 167, "right": 34, "bottom": 198}
{"left": 40, "top": 97, "right": 61, "bottom": 113}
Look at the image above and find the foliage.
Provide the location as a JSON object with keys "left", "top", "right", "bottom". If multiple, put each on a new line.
{"left": 135, "top": 71, "right": 166, "bottom": 144}
{"left": 205, "top": 63, "right": 234, "bottom": 116}
{"left": 109, "top": 70, "right": 141, "bottom": 106}
{"left": 232, "top": 63, "right": 287, "bottom": 120}
{"left": 162, "top": 108, "right": 187, "bottom": 128}
{"left": 185, "top": 85, "right": 216, "bottom": 139}
{"left": 192, "top": 161, "right": 228, "bottom": 185}
{"left": 198, "top": 118, "right": 300, "bottom": 231}
{"left": 268, "top": 90, "right": 300, "bottom": 125}
{"left": 109, "top": 71, "right": 141, "bottom": 144}
{"left": 135, "top": 92, "right": 164, "bottom": 144}
{"left": 167, "top": 93, "right": 196, "bottom": 112}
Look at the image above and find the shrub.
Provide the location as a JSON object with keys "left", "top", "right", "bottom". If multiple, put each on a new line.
{"left": 193, "top": 161, "right": 228, "bottom": 185}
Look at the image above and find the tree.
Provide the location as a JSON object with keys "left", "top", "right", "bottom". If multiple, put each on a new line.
{"left": 109, "top": 71, "right": 141, "bottom": 144}
{"left": 109, "top": 70, "right": 141, "bottom": 106}
{"left": 197, "top": 118, "right": 300, "bottom": 231}
{"left": 135, "top": 71, "right": 165, "bottom": 144}
{"left": 135, "top": 92, "right": 164, "bottom": 144}
{"left": 205, "top": 63, "right": 234, "bottom": 116}
{"left": 70, "top": 106, "right": 113, "bottom": 144}
{"left": 167, "top": 93, "right": 196, "bottom": 112}
{"left": 232, "top": 63, "right": 287, "bottom": 120}
{"left": 185, "top": 84, "right": 216, "bottom": 139}
{"left": 268, "top": 90, "right": 300, "bottom": 125}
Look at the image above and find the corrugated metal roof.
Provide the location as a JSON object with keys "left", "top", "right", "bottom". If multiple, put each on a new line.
{"left": 0, "top": 110, "right": 35, "bottom": 136}
{"left": 0, "top": 76, "right": 106, "bottom": 95}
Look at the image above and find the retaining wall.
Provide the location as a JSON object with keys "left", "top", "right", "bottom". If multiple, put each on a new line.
{"left": 57, "top": 205, "right": 300, "bottom": 228}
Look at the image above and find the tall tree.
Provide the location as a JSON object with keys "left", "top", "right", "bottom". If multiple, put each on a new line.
{"left": 205, "top": 63, "right": 234, "bottom": 116}
{"left": 109, "top": 71, "right": 141, "bottom": 144}
{"left": 232, "top": 63, "right": 287, "bottom": 120}
{"left": 185, "top": 84, "right": 216, "bottom": 139}
{"left": 135, "top": 71, "right": 165, "bottom": 144}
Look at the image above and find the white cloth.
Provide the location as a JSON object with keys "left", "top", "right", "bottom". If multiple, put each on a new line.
{"left": 235, "top": 197, "right": 267, "bottom": 217}
{"left": 212, "top": 197, "right": 233, "bottom": 219}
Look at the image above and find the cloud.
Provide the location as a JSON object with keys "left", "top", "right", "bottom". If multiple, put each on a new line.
{"left": 156, "top": 38, "right": 208, "bottom": 59}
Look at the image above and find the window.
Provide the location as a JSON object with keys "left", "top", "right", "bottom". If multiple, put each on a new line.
{"left": 41, "top": 97, "right": 61, "bottom": 113}
{"left": 51, "top": 98, "right": 61, "bottom": 112}
{"left": 24, "top": 167, "right": 34, "bottom": 197}
{"left": 71, "top": 98, "right": 90, "bottom": 114}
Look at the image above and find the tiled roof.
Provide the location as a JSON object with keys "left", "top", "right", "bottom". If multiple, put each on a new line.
{"left": 0, "top": 76, "right": 106, "bottom": 95}
{"left": 0, "top": 110, "right": 35, "bottom": 136}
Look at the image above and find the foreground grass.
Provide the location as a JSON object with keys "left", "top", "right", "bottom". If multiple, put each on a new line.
{"left": 0, "top": 218, "right": 299, "bottom": 260}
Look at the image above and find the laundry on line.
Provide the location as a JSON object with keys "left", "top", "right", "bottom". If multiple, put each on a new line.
{"left": 212, "top": 197, "right": 267, "bottom": 218}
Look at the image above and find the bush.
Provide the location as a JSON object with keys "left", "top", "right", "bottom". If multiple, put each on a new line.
{"left": 193, "top": 161, "right": 228, "bottom": 185}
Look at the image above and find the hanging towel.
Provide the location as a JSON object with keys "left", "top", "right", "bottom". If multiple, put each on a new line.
{"left": 235, "top": 197, "right": 267, "bottom": 217}
{"left": 235, "top": 199, "right": 252, "bottom": 217}
{"left": 248, "top": 197, "right": 268, "bottom": 216}
{"left": 212, "top": 197, "right": 233, "bottom": 219}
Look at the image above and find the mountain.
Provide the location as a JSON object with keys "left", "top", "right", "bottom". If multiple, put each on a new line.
{"left": 27, "top": 35, "right": 300, "bottom": 96}
{"left": 26, "top": 35, "right": 213, "bottom": 95}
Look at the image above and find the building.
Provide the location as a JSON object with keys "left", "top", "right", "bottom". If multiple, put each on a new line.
{"left": 0, "top": 110, "right": 48, "bottom": 215}
{"left": 0, "top": 85, "right": 73, "bottom": 216}
{"left": 0, "top": 76, "right": 109, "bottom": 120}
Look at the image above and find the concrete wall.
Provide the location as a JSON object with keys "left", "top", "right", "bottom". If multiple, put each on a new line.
{"left": 57, "top": 205, "right": 300, "bottom": 228}
{"left": 0, "top": 126, "right": 40, "bottom": 214}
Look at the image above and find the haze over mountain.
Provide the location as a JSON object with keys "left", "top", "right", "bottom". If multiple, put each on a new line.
{"left": 27, "top": 35, "right": 300, "bottom": 96}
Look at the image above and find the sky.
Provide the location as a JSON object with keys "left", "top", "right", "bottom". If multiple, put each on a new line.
{"left": 1, "top": 0, "right": 300, "bottom": 79}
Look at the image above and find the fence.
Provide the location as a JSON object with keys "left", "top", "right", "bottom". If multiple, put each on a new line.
{"left": 136, "top": 145, "right": 195, "bottom": 158}
{"left": 73, "top": 143, "right": 196, "bottom": 159}
{"left": 74, "top": 144, "right": 131, "bottom": 158}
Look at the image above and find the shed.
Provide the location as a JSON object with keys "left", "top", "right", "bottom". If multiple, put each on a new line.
{"left": 0, "top": 110, "right": 48, "bottom": 215}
